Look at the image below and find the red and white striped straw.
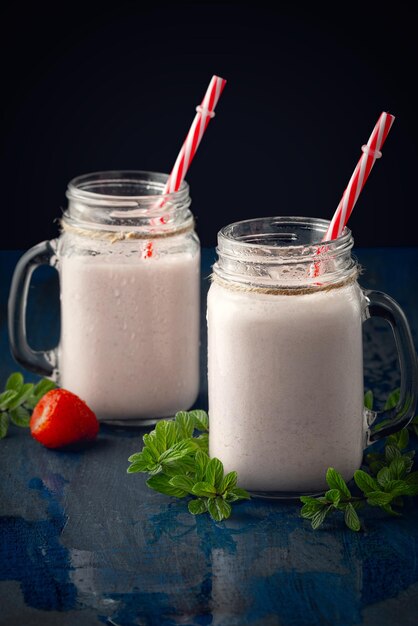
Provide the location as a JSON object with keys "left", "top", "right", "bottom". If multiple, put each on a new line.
{"left": 310, "top": 112, "right": 395, "bottom": 277}
{"left": 324, "top": 111, "right": 395, "bottom": 241}
{"left": 141, "top": 75, "right": 226, "bottom": 257}
{"left": 163, "top": 74, "right": 227, "bottom": 195}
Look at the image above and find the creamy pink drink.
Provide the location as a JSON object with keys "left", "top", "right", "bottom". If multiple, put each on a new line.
{"left": 206, "top": 216, "right": 374, "bottom": 495}
{"left": 60, "top": 249, "right": 200, "bottom": 421}
{"left": 208, "top": 281, "right": 365, "bottom": 493}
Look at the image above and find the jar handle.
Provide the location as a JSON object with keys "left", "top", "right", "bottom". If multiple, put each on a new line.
{"left": 8, "top": 240, "right": 59, "bottom": 379}
{"left": 364, "top": 289, "right": 418, "bottom": 443}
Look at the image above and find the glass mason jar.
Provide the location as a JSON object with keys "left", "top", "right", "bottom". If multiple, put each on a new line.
{"left": 9, "top": 171, "right": 200, "bottom": 424}
{"left": 207, "top": 217, "right": 418, "bottom": 497}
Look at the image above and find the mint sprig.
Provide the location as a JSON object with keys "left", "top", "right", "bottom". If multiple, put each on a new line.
{"left": 127, "top": 410, "right": 250, "bottom": 521}
{"left": 0, "top": 372, "right": 56, "bottom": 439}
{"left": 301, "top": 389, "right": 418, "bottom": 531}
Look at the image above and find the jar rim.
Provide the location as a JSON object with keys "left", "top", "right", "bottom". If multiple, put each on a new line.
{"left": 66, "top": 170, "right": 190, "bottom": 204}
{"left": 218, "top": 216, "right": 352, "bottom": 250}
{"left": 214, "top": 216, "right": 357, "bottom": 289}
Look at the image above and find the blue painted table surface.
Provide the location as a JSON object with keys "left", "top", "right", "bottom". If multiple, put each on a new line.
{"left": 1, "top": 247, "right": 418, "bottom": 626}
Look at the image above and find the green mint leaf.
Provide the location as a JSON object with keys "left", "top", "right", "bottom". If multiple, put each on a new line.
{"left": 159, "top": 440, "right": 197, "bottom": 463}
{"left": 396, "top": 429, "right": 409, "bottom": 450}
{"left": 225, "top": 487, "right": 251, "bottom": 502}
{"left": 366, "top": 491, "right": 394, "bottom": 506}
{"left": 389, "top": 457, "right": 409, "bottom": 480}
{"left": 300, "top": 506, "right": 316, "bottom": 519}
{"left": 0, "top": 374, "right": 56, "bottom": 439}
{"left": 377, "top": 466, "right": 392, "bottom": 488}
{"left": 214, "top": 497, "right": 232, "bottom": 520}
{"left": 128, "top": 452, "right": 145, "bottom": 463}
{"left": 336, "top": 501, "right": 349, "bottom": 510}
{"left": 169, "top": 475, "right": 195, "bottom": 493}
{"left": 207, "top": 497, "right": 232, "bottom": 521}
{"left": 155, "top": 420, "right": 178, "bottom": 453}
{"left": 195, "top": 450, "right": 210, "bottom": 482}
{"left": 337, "top": 500, "right": 364, "bottom": 512}
{"left": 405, "top": 471, "right": 418, "bottom": 486}
{"left": 364, "top": 390, "right": 374, "bottom": 410}
{"left": 127, "top": 461, "right": 148, "bottom": 473}
{"left": 146, "top": 474, "right": 188, "bottom": 498}
{"left": 385, "top": 388, "right": 400, "bottom": 411}
{"left": 188, "top": 498, "right": 208, "bottom": 515}
{"left": 344, "top": 503, "right": 361, "bottom": 531}
{"left": 133, "top": 447, "right": 156, "bottom": 468}
{"left": 367, "top": 452, "right": 385, "bottom": 463}
{"left": 300, "top": 495, "right": 324, "bottom": 506}
{"left": 127, "top": 456, "right": 155, "bottom": 473}
{"left": 194, "top": 433, "right": 209, "bottom": 453}
{"left": 130, "top": 447, "right": 163, "bottom": 474}
{"left": 141, "top": 447, "right": 158, "bottom": 465}
{"left": 392, "top": 480, "right": 418, "bottom": 497}
{"left": 191, "top": 481, "right": 217, "bottom": 498}
{"left": 326, "top": 468, "right": 351, "bottom": 497}
{"left": 188, "top": 410, "right": 209, "bottom": 431}
{"left": 162, "top": 457, "right": 197, "bottom": 477}
{"left": 301, "top": 500, "right": 325, "bottom": 519}
{"left": 387, "top": 429, "right": 410, "bottom": 450}
{"left": 220, "top": 471, "right": 238, "bottom": 494}
{"left": 0, "top": 390, "right": 18, "bottom": 410}
{"left": 325, "top": 489, "right": 341, "bottom": 505}
{"left": 368, "top": 460, "right": 386, "bottom": 476}
{"left": 24, "top": 379, "right": 56, "bottom": 408}
{"left": 153, "top": 423, "right": 167, "bottom": 453}
{"left": 0, "top": 413, "right": 9, "bottom": 439}
{"left": 142, "top": 433, "right": 161, "bottom": 461}
{"left": 311, "top": 506, "right": 330, "bottom": 530}
{"left": 386, "top": 434, "right": 397, "bottom": 446}
{"left": 403, "top": 456, "right": 414, "bottom": 474}
{"left": 32, "top": 378, "right": 56, "bottom": 396}
{"left": 385, "top": 444, "right": 401, "bottom": 463}
{"left": 381, "top": 503, "right": 402, "bottom": 517}
{"left": 5, "top": 372, "right": 24, "bottom": 392}
{"left": 354, "top": 469, "right": 379, "bottom": 494}
{"left": 8, "top": 384, "right": 34, "bottom": 410}
{"left": 384, "top": 479, "right": 418, "bottom": 497}
{"left": 205, "top": 457, "right": 224, "bottom": 488}
{"left": 148, "top": 464, "right": 164, "bottom": 476}
{"left": 373, "top": 418, "right": 394, "bottom": 434}
{"left": 174, "top": 411, "right": 195, "bottom": 440}
{"left": 9, "top": 406, "right": 30, "bottom": 427}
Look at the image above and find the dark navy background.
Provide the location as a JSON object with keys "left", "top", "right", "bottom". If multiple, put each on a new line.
{"left": 1, "top": 1, "right": 418, "bottom": 249}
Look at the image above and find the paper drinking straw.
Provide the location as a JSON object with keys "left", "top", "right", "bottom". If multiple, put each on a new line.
{"left": 162, "top": 74, "right": 227, "bottom": 195}
{"left": 324, "top": 111, "right": 395, "bottom": 242}
{"left": 111, "top": 75, "right": 226, "bottom": 256}
{"left": 141, "top": 75, "right": 226, "bottom": 257}
{"left": 310, "top": 112, "right": 395, "bottom": 277}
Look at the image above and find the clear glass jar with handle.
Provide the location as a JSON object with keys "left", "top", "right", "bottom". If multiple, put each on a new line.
{"left": 9, "top": 171, "right": 200, "bottom": 424}
{"left": 207, "top": 217, "right": 418, "bottom": 497}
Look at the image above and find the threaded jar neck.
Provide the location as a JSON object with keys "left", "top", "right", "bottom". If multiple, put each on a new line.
{"left": 63, "top": 170, "right": 193, "bottom": 237}
{"left": 213, "top": 217, "right": 357, "bottom": 290}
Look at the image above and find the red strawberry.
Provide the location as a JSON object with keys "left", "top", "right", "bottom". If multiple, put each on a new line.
{"left": 30, "top": 389, "right": 99, "bottom": 449}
